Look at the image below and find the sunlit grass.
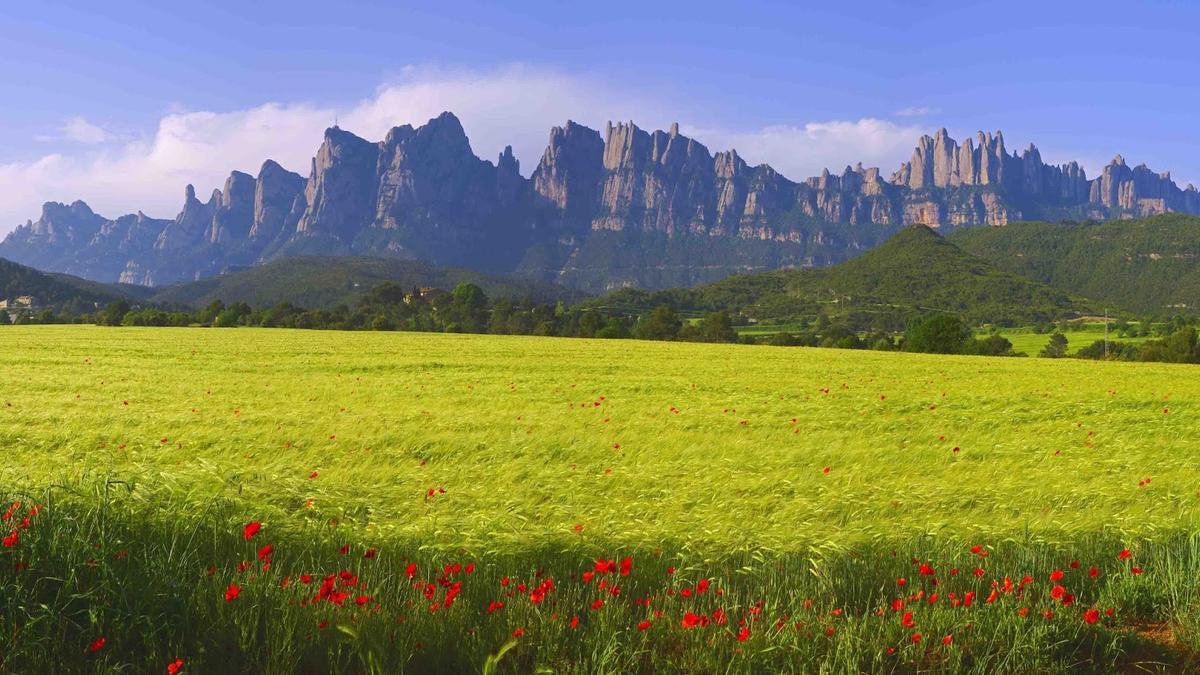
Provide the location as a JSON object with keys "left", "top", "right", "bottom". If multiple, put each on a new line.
{"left": 0, "top": 325, "right": 1197, "bottom": 672}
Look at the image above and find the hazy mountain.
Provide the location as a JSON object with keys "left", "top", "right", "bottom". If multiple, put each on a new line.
{"left": 3, "top": 113, "right": 1196, "bottom": 293}
{"left": 586, "top": 225, "right": 1094, "bottom": 327}
{"left": 149, "top": 256, "right": 582, "bottom": 310}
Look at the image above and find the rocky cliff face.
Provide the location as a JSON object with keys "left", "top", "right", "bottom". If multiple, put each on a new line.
{"left": 3, "top": 114, "right": 1198, "bottom": 293}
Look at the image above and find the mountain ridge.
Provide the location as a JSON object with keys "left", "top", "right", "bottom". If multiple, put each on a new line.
{"left": 3, "top": 113, "right": 1197, "bottom": 293}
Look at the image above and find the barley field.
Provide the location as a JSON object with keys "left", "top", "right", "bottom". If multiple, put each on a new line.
{"left": 1, "top": 326, "right": 1197, "bottom": 673}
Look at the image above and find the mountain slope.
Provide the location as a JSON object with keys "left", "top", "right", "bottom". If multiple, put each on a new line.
{"left": 588, "top": 225, "right": 1093, "bottom": 326}
{"left": 149, "top": 256, "right": 583, "bottom": 309}
{"left": 3, "top": 113, "right": 1197, "bottom": 293}
{"left": 0, "top": 257, "right": 133, "bottom": 308}
{"left": 950, "top": 214, "right": 1200, "bottom": 314}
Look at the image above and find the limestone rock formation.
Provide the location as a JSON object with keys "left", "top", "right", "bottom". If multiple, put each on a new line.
{"left": 4, "top": 113, "right": 1199, "bottom": 293}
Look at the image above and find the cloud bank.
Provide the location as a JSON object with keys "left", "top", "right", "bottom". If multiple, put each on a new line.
{"left": 0, "top": 66, "right": 928, "bottom": 233}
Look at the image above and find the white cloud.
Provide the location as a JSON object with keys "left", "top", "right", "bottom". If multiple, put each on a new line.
{"left": 895, "top": 106, "right": 941, "bottom": 118}
{"left": 59, "top": 117, "right": 114, "bottom": 144}
{"left": 0, "top": 65, "right": 927, "bottom": 233}
{"left": 694, "top": 119, "right": 927, "bottom": 179}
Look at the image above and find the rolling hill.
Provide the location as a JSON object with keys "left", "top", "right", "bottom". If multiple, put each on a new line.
{"left": 0, "top": 257, "right": 134, "bottom": 309}
{"left": 149, "top": 256, "right": 585, "bottom": 309}
{"left": 950, "top": 214, "right": 1200, "bottom": 314}
{"left": 587, "top": 225, "right": 1095, "bottom": 327}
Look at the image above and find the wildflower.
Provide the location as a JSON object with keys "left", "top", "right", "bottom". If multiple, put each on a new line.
{"left": 308, "top": 471, "right": 318, "bottom": 479}
{"left": 406, "top": 563, "right": 417, "bottom": 578}
{"left": 970, "top": 545, "right": 988, "bottom": 557}
{"left": 737, "top": 627, "right": 750, "bottom": 641}
{"left": 225, "top": 583, "right": 242, "bottom": 602}
{"left": 1050, "top": 585, "right": 1066, "bottom": 600}
{"left": 512, "top": 628, "right": 525, "bottom": 638}
{"left": 911, "top": 633, "right": 922, "bottom": 643}
{"left": 2, "top": 530, "right": 17, "bottom": 547}
{"left": 918, "top": 563, "right": 936, "bottom": 576}
{"left": 620, "top": 556, "right": 632, "bottom": 577}
{"left": 89, "top": 637, "right": 106, "bottom": 652}
{"left": 167, "top": 659, "right": 185, "bottom": 674}
{"left": 696, "top": 578, "right": 710, "bottom": 594}
{"left": 257, "top": 544, "right": 273, "bottom": 561}
{"left": 242, "top": 522, "right": 262, "bottom": 540}
{"left": 487, "top": 601, "right": 505, "bottom": 613}
{"left": 942, "top": 634, "right": 953, "bottom": 645}
{"left": 682, "top": 612, "right": 705, "bottom": 628}
{"left": 1088, "top": 566, "right": 1099, "bottom": 578}
{"left": 1049, "top": 570, "right": 1064, "bottom": 581}
{"left": 591, "top": 598, "right": 604, "bottom": 610}
{"left": 355, "top": 595, "right": 370, "bottom": 606}
{"left": 1083, "top": 609, "right": 1100, "bottom": 624}
{"left": 1118, "top": 549, "right": 1131, "bottom": 560}
{"left": 569, "top": 615, "right": 580, "bottom": 629}
{"left": 639, "top": 620, "right": 652, "bottom": 631}
{"left": 1131, "top": 567, "right": 1144, "bottom": 575}
{"left": 901, "top": 611, "right": 916, "bottom": 628}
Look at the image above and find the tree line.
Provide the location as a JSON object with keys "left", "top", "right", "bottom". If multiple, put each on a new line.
{"left": 8, "top": 280, "right": 1200, "bottom": 365}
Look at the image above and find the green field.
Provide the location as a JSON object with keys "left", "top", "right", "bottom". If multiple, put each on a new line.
{"left": 981, "top": 325, "right": 1153, "bottom": 356}
{"left": 1, "top": 326, "right": 1197, "bottom": 672}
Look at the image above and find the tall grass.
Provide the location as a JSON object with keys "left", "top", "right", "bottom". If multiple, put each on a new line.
{"left": 1, "top": 326, "right": 1198, "bottom": 671}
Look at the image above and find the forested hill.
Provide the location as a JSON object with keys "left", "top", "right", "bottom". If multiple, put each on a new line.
{"left": 0, "top": 257, "right": 133, "bottom": 310}
{"left": 149, "top": 256, "right": 584, "bottom": 309}
{"left": 950, "top": 214, "right": 1200, "bottom": 314}
{"left": 587, "top": 225, "right": 1094, "bottom": 328}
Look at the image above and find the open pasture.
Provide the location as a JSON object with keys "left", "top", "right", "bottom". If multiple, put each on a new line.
{"left": 0, "top": 326, "right": 1197, "bottom": 672}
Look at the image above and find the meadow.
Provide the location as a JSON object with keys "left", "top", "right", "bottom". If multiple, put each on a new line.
{"left": 0, "top": 325, "right": 1197, "bottom": 673}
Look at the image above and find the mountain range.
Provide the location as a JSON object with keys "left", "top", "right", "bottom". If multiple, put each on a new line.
{"left": 3, "top": 112, "right": 1198, "bottom": 293}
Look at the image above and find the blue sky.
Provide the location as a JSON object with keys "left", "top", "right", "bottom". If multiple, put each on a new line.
{"left": 2, "top": 0, "right": 1199, "bottom": 230}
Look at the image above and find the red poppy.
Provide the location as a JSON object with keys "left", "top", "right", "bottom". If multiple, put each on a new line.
{"left": 942, "top": 634, "right": 953, "bottom": 645}
{"left": 224, "top": 583, "right": 242, "bottom": 602}
{"left": 406, "top": 563, "right": 417, "bottom": 578}
{"left": 487, "top": 601, "right": 505, "bottom": 613}
{"left": 1083, "top": 609, "right": 1100, "bottom": 624}
{"left": 696, "top": 578, "right": 710, "bottom": 594}
{"left": 242, "top": 522, "right": 261, "bottom": 540}
{"left": 918, "top": 563, "right": 935, "bottom": 576}
{"left": 569, "top": 615, "right": 580, "bottom": 629}
{"left": 682, "top": 612, "right": 704, "bottom": 628}
{"left": 1088, "top": 566, "right": 1099, "bottom": 578}
{"left": 257, "top": 544, "right": 273, "bottom": 561}
{"left": 355, "top": 595, "right": 370, "bottom": 606}
{"left": 1131, "top": 567, "right": 1144, "bottom": 575}
{"left": 363, "top": 548, "right": 377, "bottom": 559}
{"left": 89, "top": 637, "right": 106, "bottom": 652}
{"left": 591, "top": 598, "right": 604, "bottom": 610}
{"left": 638, "top": 620, "right": 652, "bottom": 631}
{"left": 1117, "top": 549, "right": 1131, "bottom": 560}
{"left": 970, "top": 545, "right": 988, "bottom": 557}
{"left": 901, "top": 611, "right": 915, "bottom": 628}
{"left": 911, "top": 633, "right": 922, "bottom": 644}
{"left": 2, "top": 530, "right": 17, "bottom": 547}
{"left": 822, "top": 466, "right": 831, "bottom": 474}
{"left": 619, "top": 556, "right": 632, "bottom": 577}
{"left": 737, "top": 627, "right": 750, "bottom": 641}
{"left": 1049, "top": 570, "right": 1064, "bottom": 581}
{"left": 512, "top": 628, "right": 525, "bottom": 638}
{"left": 167, "top": 659, "right": 185, "bottom": 675}
{"left": 1050, "top": 585, "right": 1066, "bottom": 600}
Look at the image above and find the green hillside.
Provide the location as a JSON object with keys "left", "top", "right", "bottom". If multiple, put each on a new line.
{"left": 0, "top": 257, "right": 132, "bottom": 309}
{"left": 149, "top": 256, "right": 584, "bottom": 309}
{"left": 950, "top": 214, "right": 1200, "bottom": 314}
{"left": 588, "top": 225, "right": 1094, "bottom": 327}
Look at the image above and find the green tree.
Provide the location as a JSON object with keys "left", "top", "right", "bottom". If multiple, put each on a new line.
{"left": 101, "top": 299, "right": 130, "bottom": 327}
{"left": 694, "top": 311, "right": 738, "bottom": 343}
{"left": 1039, "top": 332, "right": 1069, "bottom": 358}
{"left": 902, "top": 314, "right": 970, "bottom": 354}
{"left": 633, "top": 305, "right": 681, "bottom": 341}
